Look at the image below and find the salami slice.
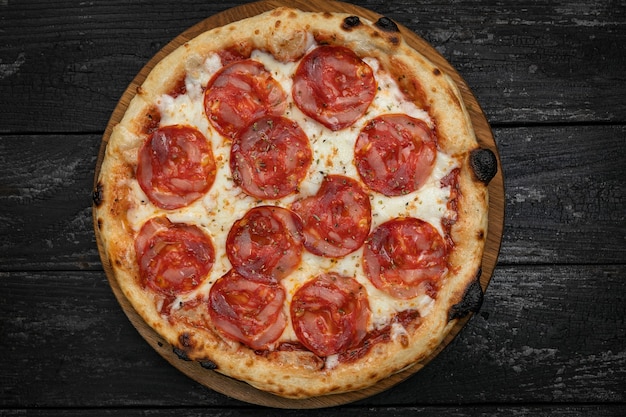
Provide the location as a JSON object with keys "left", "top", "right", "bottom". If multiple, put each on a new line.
{"left": 208, "top": 270, "right": 287, "bottom": 350}
{"left": 363, "top": 218, "right": 447, "bottom": 299}
{"left": 204, "top": 59, "right": 287, "bottom": 138}
{"left": 137, "top": 125, "right": 216, "bottom": 210}
{"left": 291, "top": 175, "right": 371, "bottom": 258}
{"left": 290, "top": 273, "right": 370, "bottom": 358}
{"left": 355, "top": 114, "right": 437, "bottom": 196}
{"left": 226, "top": 206, "right": 304, "bottom": 283}
{"left": 134, "top": 216, "right": 215, "bottom": 296}
{"left": 292, "top": 45, "right": 376, "bottom": 131}
{"left": 230, "top": 116, "right": 312, "bottom": 199}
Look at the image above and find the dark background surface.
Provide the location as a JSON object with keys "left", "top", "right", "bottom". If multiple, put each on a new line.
{"left": 1, "top": 0, "right": 625, "bottom": 415}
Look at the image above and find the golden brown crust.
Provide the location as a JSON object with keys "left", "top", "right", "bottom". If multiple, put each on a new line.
{"left": 95, "top": 7, "right": 489, "bottom": 399}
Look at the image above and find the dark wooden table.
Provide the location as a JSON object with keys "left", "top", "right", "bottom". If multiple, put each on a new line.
{"left": 1, "top": 1, "right": 625, "bottom": 415}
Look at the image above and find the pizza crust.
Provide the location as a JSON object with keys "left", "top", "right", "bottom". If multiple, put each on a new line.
{"left": 95, "top": 7, "right": 490, "bottom": 399}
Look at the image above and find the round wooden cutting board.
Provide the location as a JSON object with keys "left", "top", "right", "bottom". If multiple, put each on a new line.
{"left": 94, "top": 0, "right": 504, "bottom": 409}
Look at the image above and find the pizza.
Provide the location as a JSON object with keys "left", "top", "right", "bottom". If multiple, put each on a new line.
{"left": 93, "top": 6, "right": 498, "bottom": 400}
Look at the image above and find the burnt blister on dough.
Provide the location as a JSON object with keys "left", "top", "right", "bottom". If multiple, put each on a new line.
{"left": 200, "top": 360, "right": 219, "bottom": 370}
{"left": 448, "top": 270, "right": 484, "bottom": 321}
{"left": 470, "top": 148, "right": 498, "bottom": 184}
{"left": 342, "top": 15, "right": 361, "bottom": 30}
{"left": 375, "top": 16, "right": 400, "bottom": 32}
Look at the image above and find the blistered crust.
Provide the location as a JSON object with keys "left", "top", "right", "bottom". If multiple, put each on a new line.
{"left": 94, "top": 7, "right": 489, "bottom": 399}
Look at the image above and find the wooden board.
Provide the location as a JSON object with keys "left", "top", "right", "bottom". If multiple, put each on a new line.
{"left": 93, "top": 0, "right": 504, "bottom": 409}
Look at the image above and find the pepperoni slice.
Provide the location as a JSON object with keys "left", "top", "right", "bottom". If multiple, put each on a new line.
{"left": 291, "top": 175, "right": 371, "bottom": 258}
{"left": 363, "top": 218, "right": 447, "bottom": 299}
{"left": 226, "top": 206, "right": 304, "bottom": 283}
{"left": 209, "top": 270, "right": 287, "bottom": 350}
{"left": 355, "top": 114, "right": 437, "bottom": 196}
{"left": 134, "top": 216, "right": 214, "bottom": 296}
{"left": 204, "top": 59, "right": 287, "bottom": 138}
{"left": 137, "top": 125, "right": 216, "bottom": 210}
{"left": 291, "top": 273, "right": 370, "bottom": 357}
{"left": 231, "top": 116, "right": 312, "bottom": 199}
{"left": 292, "top": 45, "right": 376, "bottom": 131}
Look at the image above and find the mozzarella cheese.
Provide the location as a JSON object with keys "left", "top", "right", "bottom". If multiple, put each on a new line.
{"left": 125, "top": 46, "right": 459, "bottom": 349}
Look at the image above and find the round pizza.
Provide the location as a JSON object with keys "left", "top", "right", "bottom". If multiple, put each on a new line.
{"left": 93, "top": 6, "right": 498, "bottom": 400}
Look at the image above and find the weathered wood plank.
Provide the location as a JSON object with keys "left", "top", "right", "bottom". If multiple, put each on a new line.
{"left": 0, "top": 1, "right": 235, "bottom": 134}
{"left": 374, "top": 0, "right": 626, "bottom": 125}
{"left": 1, "top": 266, "right": 624, "bottom": 407}
{"left": 1, "top": 0, "right": 624, "bottom": 133}
{"left": 1, "top": 124, "right": 623, "bottom": 271}
{"left": 1, "top": 405, "right": 625, "bottom": 417}
{"left": 495, "top": 124, "right": 626, "bottom": 264}
{"left": 0, "top": 271, "right": 238, "bottom": 408}
{"left": 0, "top": 134, "right": 101, "bottom": 271}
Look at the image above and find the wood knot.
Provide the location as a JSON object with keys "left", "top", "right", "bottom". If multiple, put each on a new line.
{"left": 92, "top": 182, "right": 104, "bottom": 207}
{"left": 173, "top": 347, "right": 191, "bottom": 361}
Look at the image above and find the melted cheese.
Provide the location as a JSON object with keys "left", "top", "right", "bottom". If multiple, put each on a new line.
{"left": 125, "top": 47, "right": 459, "bottom": 344}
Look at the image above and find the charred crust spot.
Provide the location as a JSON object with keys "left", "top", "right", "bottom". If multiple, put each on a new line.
{"left": 173, "top": 347, "right": 191, "bottom": 361}
{"left": 179, "top": 332, "right": 193, "bottom": 348}
{"left": 389, "top": 35, "right": 400, "bottom": 45}
{"left": 199, "top": 360, "right": 218, "bottom": 370}
{"left": 375, "top": 17, "right": 400, "bottom": 33}
{"left": 97, "top": 218, "right": 103, "bottom": 230}
{"left": 92, "top": 182, "right": 104, "bottom": 206}
{"left": 448, "top": 271, "right": 484, "bottom": 321}
{"left": 341, "top": 16, "right": 361, "bottom": 30}
{"left": 470, "top": 148, "right": 498, "bottom": 184}
{"left": 477, "top": 229, "right": 485, "bottom": 240}
{"left": 433, "top": 68, "right": 442, "bottom": 76}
